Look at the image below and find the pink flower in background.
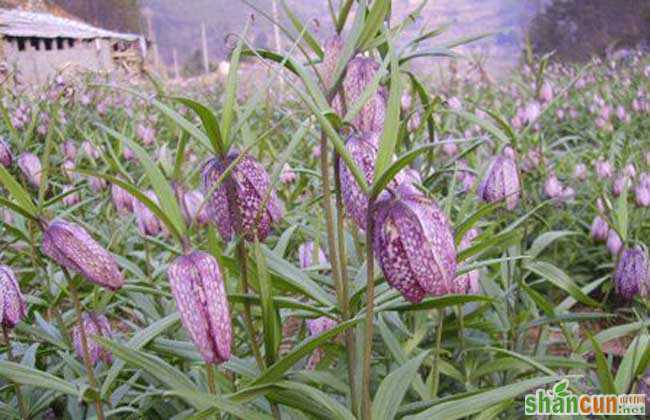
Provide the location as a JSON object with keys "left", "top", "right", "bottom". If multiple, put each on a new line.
{"left": 280, "top": 163, "right": 296, "bottom": 184}
{"left": 447, "top": 96, "right": 462, "bottom": 111}
{"left": 539, "top": 81, "right": 553, "bottom": 102}
{"left": 594, "top": 159, "right": 613, "bottom": 179}
{"left": 623, "top": 164, "right": 636, "bottom": 179}
{"left": 606, "top": 229, "right": 623, "bottom": 256}
{"left": 574, "top": 163, "right": 587, "bottom": 181}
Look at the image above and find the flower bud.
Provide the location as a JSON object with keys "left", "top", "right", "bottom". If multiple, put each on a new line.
{"left": 373, "top": 185, "right": 457, "bottom": 303}
{"left": 477, "top": 152, "right": 521, "bottom": 210}
{"left": 72, "top": 312, "right": 113, "bottom": 365}
{"left": 168, "top": 251, "right": 232, "bottom": 364}
{"left": 0, "top": 139, "right": 13, "bottom": 167}
{"left": 298, "top": 241, "right": 328, "bottom": 269}
{"left": 17, "top": 153, "right": 42, "bottom": 187}
{"left": 614, "top": 246, "right": 649, "bottom": 299}
{"left": 0, "top": 265, "right": 27, "bottom": 328}
{"left": 134, "top": 190, "right": 164, "bottom": 236}
{"left": 42, "top": 219, "right": 124, "bottom": 290}
{"left": 201, "top": 152, "right": 282, "bottom": 242}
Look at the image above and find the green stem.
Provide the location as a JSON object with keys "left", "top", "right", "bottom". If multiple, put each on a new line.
{"left": 206, "top": 363, "right": 216, "bottom": 394}
{"left": 334, "top": 150, "right": 358, "bottom": 414}
{"left": 361, "top": 203, "right": 376, "bottom": 420}
{"left": 2, "top": 326, "right": 29, "bottom": 420}
{"left": 236, "top": 242, "right": 265, "bottom": 370}
{"left": 431, "top": 309, "right": 445, "bottom": 398}
{"left": 67, "top": 276, "right": 105, "bottom": 420}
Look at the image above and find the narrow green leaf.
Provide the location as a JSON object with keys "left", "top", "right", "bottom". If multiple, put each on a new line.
{"left": 254, "top": 238, "right": 281, "bottom": 365}
{"left": 357, "top": 0, "right": 390, "bottom": 51}
{"left": 372, "top": 351, "right": 430, "bottom": 420}
{"left": 0, "top": 165, "right": 37, "bottom": 217}
{"left": 374, "top": 39, "right": 402, "bottom": 179}
{"left": 525, "top": 261, "right": 601, "bottom": 307}
{"left": 172, "top": 97, "right": 225, "bottom": 156}
{"left": 405, "top": 376, "right": 565, "bottom": 419}
{"left": 588, "top": 334, "right": 617, "bottom": 394}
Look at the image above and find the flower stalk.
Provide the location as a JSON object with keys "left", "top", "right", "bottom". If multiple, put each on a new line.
{"left": 67, "top": 273, "right": 105, "bottom": 420}
{"left": 361, "top": 199, "right": 376, "bottom": 420}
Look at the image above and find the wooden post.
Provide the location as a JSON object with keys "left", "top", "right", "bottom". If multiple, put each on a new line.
{"left": 201, "top": 22, "right": 209, "bottom": 74}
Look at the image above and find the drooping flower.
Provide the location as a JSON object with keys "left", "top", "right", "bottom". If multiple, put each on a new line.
{"left": 201, "top": 152, "right": 282, "bottom": 242}
{"left": 72, "top": 312, "right": 113, "bottom": 365}
{"left": 339, "top": 133, "right": 380, "bottom": 229}
{"left": 614, "top": 246, "right": 649, "bottom": 299}
{"left": 41, "top": 219, "right": 124, "bottom": 291}
{"left": 373, "top": 184, "right": 457, "bottom": 303}
{"left": 0, "top": 139, "right": 13, "bottom": 167}
{"left": 477, "top": 149, "right": 521, "bottom": 210}
{"left": 321, "top": 35, "right": 343, "bottom": 90}
{"left": 333, "top": 57, "right": 386, "bottom": 133}
{"left": 0, "top": 265, "right": 27, "bottom": 328}
{"left": 168, "top": 251, "right": 232, "bottom": 364}
{"left": 111, "top": 183, "right": 134, "bottom": 216}
{"left": 17, "top": 153, "right": 42, "bottom": 187}
{"left": 134, "top": 190, "right": 164, "bottom": 236}
{"left": 298, "top": 241, "right": 328, "bottom": 269}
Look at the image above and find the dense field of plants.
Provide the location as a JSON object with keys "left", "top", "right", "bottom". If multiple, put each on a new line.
{"left": 0, "top": 1, "right": 648, "bottom": 419}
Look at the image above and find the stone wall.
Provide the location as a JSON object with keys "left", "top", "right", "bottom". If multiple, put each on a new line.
{"left": 1, "top": 36, "right": 115, "bottom": 83}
